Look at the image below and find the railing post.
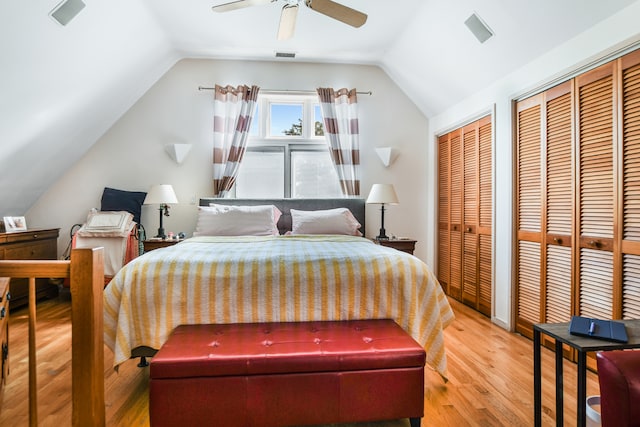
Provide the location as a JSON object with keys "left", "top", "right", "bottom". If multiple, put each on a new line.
{"left": 28, "top": 277, "right": 37, "bottom": 427}
{"left": 70, "top": 247, "right": 105, "bottom": 427}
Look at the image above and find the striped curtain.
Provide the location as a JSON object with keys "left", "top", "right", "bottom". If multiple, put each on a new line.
{"left": 316, "top": 88, "right": 361, "bottom": 196}
{"left": 212, "top": 84, "right": 260, "bottom": 197}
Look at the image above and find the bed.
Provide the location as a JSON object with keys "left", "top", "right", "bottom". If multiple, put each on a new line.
{"left": 103, "top": 198, "right": 454, "bottom": 379}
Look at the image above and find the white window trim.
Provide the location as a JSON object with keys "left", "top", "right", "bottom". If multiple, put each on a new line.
{"left": 236, "top": 92, "right": 340, "bottom": 198}
{"left": 253, "top": 93, "right": 325, "bottom": 142}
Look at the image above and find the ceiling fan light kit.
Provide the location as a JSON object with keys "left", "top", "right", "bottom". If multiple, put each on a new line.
{"left": 212, "top": 0, "right": 367, "bottom": 40}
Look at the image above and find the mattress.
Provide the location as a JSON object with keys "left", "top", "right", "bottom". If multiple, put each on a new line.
{"left": 103, "top": 235, "right": 454, "bottom": 378}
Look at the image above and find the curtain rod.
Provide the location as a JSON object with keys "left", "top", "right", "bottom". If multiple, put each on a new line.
{"left": 197, "top": 86, "right": 372, "bottom": 96}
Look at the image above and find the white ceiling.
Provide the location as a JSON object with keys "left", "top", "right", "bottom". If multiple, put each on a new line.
{"left": 1, "top": 0, "right": 639, "bottom": 216}
{"left": 143, "top": 0, "right": 638, "bottom": 114}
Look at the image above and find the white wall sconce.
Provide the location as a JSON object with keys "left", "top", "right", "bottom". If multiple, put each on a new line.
{"left": 375, "top": 147, "right": 399, "bottom": 167}
{"left": 165, "top": 144, "right": 192, "bottom": 165}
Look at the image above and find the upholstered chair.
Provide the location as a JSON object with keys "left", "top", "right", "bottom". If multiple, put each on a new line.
{"left": 596, "top": 350, "right": 640, "bottom": 427}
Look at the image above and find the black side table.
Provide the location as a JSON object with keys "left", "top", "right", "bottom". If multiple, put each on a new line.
{"left": 533, "top": 319, "right": 640, "bottom": 427}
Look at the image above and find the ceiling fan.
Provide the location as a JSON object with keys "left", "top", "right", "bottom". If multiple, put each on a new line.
{"left": 211, "top": 0, "right": 368, "bottom": 40}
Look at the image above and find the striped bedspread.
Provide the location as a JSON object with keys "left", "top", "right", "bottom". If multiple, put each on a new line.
{"left": 103, "top": 235, "right": 455, "bottom": 378}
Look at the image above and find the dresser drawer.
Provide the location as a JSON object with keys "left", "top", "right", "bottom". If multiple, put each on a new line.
{"left": 5, "top": 240, "right": 56, "bottom": 260}
{"left": 5, "top": 229, "right": 58, "bottom": 244}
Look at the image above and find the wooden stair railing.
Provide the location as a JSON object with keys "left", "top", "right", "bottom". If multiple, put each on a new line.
{"left": 0, "top": 247, "right": 105, "bottom": 427}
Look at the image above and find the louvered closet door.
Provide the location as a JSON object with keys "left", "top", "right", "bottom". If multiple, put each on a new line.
{"left": 438, "top": 117, "right": 492, "bottom": 315}
{"left": 478, "top": 116, "right": 492, "bottom": 316}
{"left": 438, "top": 135, "right": 451, "bottom": 294}
{"left": 544, "top": 82, "right": 574, "bottom": 324}
{"left": 516, "top": 95, "right": 543, "bottom": 337}
{"left": 621, "top": 50, "right": 640, "bottom": 319}
{"left": 576, "top": 63, "right": 616, "bottom": 320}
{"left": 462, "top": 123, "right": 479, "bottom": 307}
{"left": 449, "top": 130, "right": 463, "bottom": 300}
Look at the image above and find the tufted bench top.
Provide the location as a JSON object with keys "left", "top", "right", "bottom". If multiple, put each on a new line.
{"left": 150, "top": 319, "right": 425, "bottom": 379}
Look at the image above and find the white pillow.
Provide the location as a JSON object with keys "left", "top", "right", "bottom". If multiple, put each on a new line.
{"left": 208, "top": 203, "right": 282, "bottom": 225}
{"left": 193, "top": 205, "right": 281, "bottom": 236}
{"left": 290, "top": 208, "right": 362, "bottom": 236}
{"left": 77, "top": 210, "right": 134, "bottom": 237}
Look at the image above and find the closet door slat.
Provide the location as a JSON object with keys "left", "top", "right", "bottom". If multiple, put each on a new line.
{"left": 578, "top": 73, "right": 614, "bottom": 239}
{"left": 580, "top": 248, "right": 613, "bottom": 319}
{"left": 623, "top": 60, "right": 640, "bottom": 241}
{"left": 546, "top": 245, "right": 573, "bottom": 323}
{"left": 623, "top": 254, "right": 640, "bottom": 318}
{"left": 518, "top": 240, "right": 542, "bottom": 324}
{"left": 518, "top": 106, "right": 542, "bottom": 232}
{"left": 463, "top": 126, "right": 477, "bottom": 226}
{"left": 463, "top": 232, "right": 478, "bottom": 305}
{"left": 438, "top": 136, "right": 450, "bottom": 290}
{"left": 479, "top": 234, "right": 492, "bottom": 316}
{"left": 450, "top": 133, "right": 462, "bottom": 226}
{"left": 546, "top": 92, "right": 572, "bottom": 237}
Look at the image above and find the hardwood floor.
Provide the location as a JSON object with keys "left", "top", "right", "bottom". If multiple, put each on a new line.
{"left": 0, "top": 293, "right": 600, "bottom": 426}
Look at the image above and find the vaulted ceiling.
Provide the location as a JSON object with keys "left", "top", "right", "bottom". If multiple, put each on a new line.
{"left": 2, "top": 0, "right": 638, "bottom": 215}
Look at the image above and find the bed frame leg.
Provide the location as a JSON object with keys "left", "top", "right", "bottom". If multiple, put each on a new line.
{"left": 409, "top": 417, "right": 421, "bottom": 427}
{"left": 137, "top": 356, "right": 149, "bottom": 368}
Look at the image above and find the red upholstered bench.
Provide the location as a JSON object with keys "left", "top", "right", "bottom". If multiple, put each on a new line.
{"left": 149, "top": 319, "right": 426, "bottom": 427}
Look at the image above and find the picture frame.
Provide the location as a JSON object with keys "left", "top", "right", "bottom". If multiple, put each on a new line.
{"left": 3, "top": 216, "right": 27, "bottom": 232}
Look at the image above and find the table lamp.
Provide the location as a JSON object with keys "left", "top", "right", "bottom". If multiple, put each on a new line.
{"left": 366, "top": 183, "right": 399, "bottom": 240}
{"left": 144, "top": 184, "right": 178, "bottom": 239}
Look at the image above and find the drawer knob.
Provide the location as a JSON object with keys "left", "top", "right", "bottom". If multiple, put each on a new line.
{"left": 553, "top": 237, "right": 562, "bottom": 244}
{"left": 33, "top": 234, "right": 38, "bottom": 239}
{"left": 6, "top": 292, "right": 10, "bottom": 301}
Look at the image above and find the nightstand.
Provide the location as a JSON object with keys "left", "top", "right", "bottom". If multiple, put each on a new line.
{"left": 374, "top": 238, "right": 417, "bottom": 255}
{"left": 143, "top": 239, "right": 180, "bottom": 253}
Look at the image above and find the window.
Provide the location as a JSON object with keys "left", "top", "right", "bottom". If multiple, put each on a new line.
{"left": 236, "top": 93, "right": 341, "bottom": 198}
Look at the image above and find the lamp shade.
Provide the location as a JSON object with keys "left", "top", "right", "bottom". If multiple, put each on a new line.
{"left": 366, "top": 184, "right": 399, "bottom": 205}
{"left": 143, "top": 184, "right": 178, "bottom": 205}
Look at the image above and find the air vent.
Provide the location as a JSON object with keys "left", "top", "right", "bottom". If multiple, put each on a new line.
{"left": 49, "top": 0, "right": 86, "bottom": 26}
{"left": 464, "top": 12, "right": 493, "bottom": 44}
{"left": 275, "top": 52, "right": 296, "bottom": 58}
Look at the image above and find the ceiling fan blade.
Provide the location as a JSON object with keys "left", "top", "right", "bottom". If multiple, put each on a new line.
{"left": 305, "top": 0, "right": 367, "bottom": 28}
{"left": 212, "top": 0, "right": 272, "bottom": 13}
{"left": 277, "top": 4, "right": 299, "bottom": 40}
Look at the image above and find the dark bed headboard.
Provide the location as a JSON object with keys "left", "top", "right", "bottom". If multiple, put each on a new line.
{"left": 199, "top": 198, "right": 366, "bottom": 236}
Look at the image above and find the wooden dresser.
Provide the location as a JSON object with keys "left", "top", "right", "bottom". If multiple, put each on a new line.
{"left": 0, "top": 228, "right": 59, "bottom": 309}
{"left": 0, "top": 277, "right": 9, "bottom": 395}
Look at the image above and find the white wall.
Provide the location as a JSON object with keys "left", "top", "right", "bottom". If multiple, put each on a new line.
{"left": 26, "top": 59, "right": 429, "bottom": 261}
{"left": 426, "top": 2, "right": 640, "bottom": 330}
{"left": 1, "top": 0, "right": 177, "bottom": 216}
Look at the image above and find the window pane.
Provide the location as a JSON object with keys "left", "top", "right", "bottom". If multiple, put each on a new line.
{"left": 249, "top": 104, "right": 259, "bottom": 136}
{"left": 236, "top": 150, "right": 285, "bottom": 198}
{"left": 314, "top": 105, "right": 324, "bottom": 136}
{"left": 291, "top": 151, "right": 342, "bottom": 198}
{"left": 271, "top": 103, "right": 303, "bottom": 137}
